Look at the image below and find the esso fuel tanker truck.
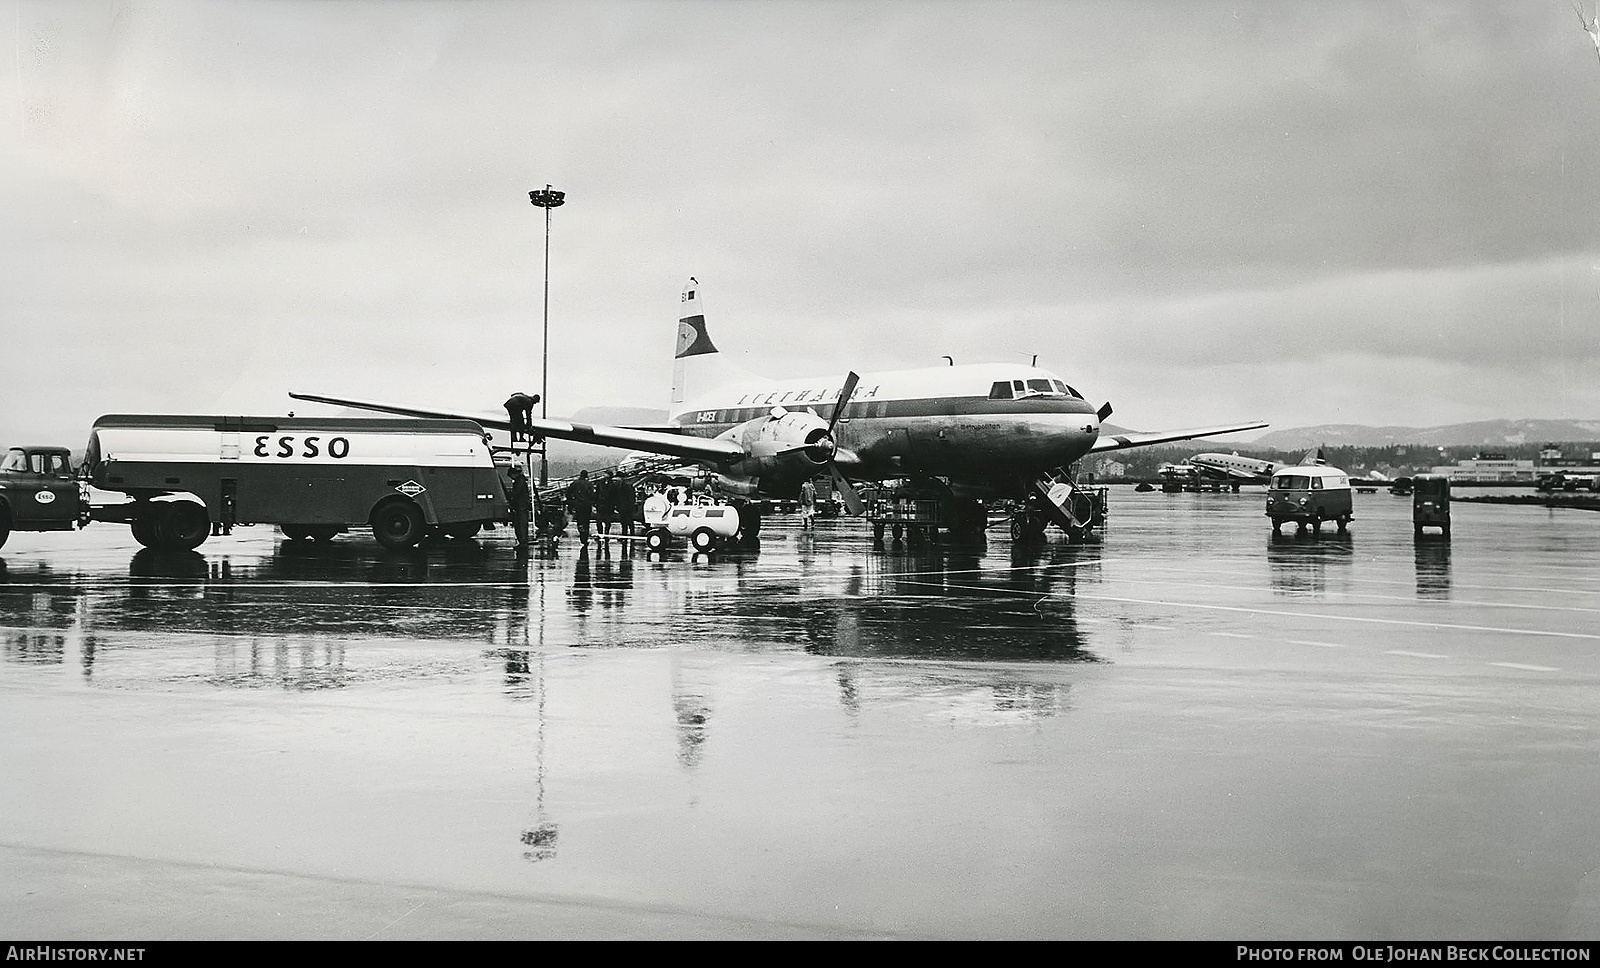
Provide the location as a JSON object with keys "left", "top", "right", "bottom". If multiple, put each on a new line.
{"left": 0, "top": 414, "right": 512, "bottom": 552}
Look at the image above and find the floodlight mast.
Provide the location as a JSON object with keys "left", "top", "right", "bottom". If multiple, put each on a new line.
{"left": 528, "top": 185, "right": 565, "bottom": 486}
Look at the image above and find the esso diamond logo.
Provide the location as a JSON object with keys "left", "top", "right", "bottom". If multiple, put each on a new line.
{"left": 396, "top": 481, "right": 426, "bottom": 497}
{"left": 34, "top": 491, "right": 56, "bottom": 504}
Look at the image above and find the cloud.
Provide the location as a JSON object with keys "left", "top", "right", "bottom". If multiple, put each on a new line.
{"left": 4, "top": 1, "right": 1600, "bottom": 448}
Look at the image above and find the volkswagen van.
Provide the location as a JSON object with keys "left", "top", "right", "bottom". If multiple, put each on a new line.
{"left": 1266, "top": 465, "right": 1353, "bottom": 534}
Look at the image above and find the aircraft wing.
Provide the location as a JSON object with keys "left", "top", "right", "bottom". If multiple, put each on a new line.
{"left": 1090, "top": 421, "right": 1269, "bottom": 453}
{"left": 287, "top": 391, "right": 747, "bottom": 464}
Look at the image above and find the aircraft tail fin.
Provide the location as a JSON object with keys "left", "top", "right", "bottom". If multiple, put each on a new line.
{"left": 671, "top": 277, "right": 757, "bottom": 416}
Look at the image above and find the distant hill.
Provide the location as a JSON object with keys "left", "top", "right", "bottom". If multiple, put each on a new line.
{"left": 1252, "top": 419, "right": 1600, "bottom": 451}
{"left": 566, "top": 406, "right": 669, "bottom": 427}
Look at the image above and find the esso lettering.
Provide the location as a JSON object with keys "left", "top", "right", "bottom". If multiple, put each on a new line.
{"left": 250, "top": 435, "right": 349, "bottom": 460}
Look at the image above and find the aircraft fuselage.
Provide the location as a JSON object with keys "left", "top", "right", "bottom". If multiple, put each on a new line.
{"left": 672, "top": 363, "right": 1101, "bottom": 494}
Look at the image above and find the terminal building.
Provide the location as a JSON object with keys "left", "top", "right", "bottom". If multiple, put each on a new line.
{"left": 1428, "top": 453, "right": 1537, "bottom": 483}
{"left": 1428, "top": 446, "right": 1600, "bottom": 485}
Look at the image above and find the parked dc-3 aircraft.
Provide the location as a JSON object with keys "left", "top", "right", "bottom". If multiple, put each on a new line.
{"left": 292, "top": 278, "right": 1267, "bottom": 538}
{"left": 1188, "top": 452, "right": 1280, "bottom": 485}
{"left": 1190, "top": 448, "right": 1353, "bottom": 488}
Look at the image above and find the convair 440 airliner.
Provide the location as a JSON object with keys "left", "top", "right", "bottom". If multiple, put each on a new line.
{"left": 292, "top": 278, "right": 1266, "bottom": 539}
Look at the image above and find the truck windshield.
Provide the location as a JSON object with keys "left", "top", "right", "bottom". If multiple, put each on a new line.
{"left": 0, "top": 449, "right": 25, "bottom": 473}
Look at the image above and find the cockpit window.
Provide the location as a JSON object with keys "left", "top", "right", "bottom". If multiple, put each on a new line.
{"left": 988, "top": 381, "right": 1013, "bottom": 400}
{"left": 1025, "top": 379, "right": 1058, "bottom": 395}
{"left": 1051, "top": 379, "right": 1084, "bottom": 399}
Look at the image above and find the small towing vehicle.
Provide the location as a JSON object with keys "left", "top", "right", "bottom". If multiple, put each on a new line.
{"left": 643, "top": 500, "right": 742, "bottom": 553}
{"left": 1411, "top": 473, "right": 1451, "bottom": 536}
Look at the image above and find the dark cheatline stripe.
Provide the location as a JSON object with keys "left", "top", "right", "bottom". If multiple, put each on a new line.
{"left": 671, "top": 393, "right": 1096, "bottom": 429}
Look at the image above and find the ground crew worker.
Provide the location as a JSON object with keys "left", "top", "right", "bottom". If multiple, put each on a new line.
{"left": 509, "top": 464, "right": 532, "bottom": 547}
{"left": 567, "top": 469, "right": 594, "bottom": 543}
{"left": 594, "top": 470, "right": 617, "bottom": 537}
{"left": 503, "top": 392, "right": 539, "bottom": 442}
{"left": 799, "top": 478, "right": 817, "bottom": 530}
{"left": 615, "top": 476, "right": 638, "bottom": 536}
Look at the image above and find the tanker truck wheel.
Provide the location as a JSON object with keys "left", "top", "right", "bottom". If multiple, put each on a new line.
{"left": 131, "top": 508, "right": 160, "bottom": 549}
{"left": 0, "top": 513, "right": 9, "bottom": 550}
{"left": 372, "top": 500, "right": 425, "bottom": 550}
{"left": 160, "top": 502, "right": 211, "bottom": 551}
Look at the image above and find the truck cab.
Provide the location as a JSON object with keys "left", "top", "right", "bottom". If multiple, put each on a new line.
{"left": 0, "top": 446, "right": 85, "bottom": 548}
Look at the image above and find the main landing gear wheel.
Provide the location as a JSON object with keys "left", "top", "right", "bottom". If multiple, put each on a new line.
{"left": 1010, "top": 510, "right": 1047, "bottom": 543}
{"left": 372, "top": 501, "right": 425, "bottom": 550}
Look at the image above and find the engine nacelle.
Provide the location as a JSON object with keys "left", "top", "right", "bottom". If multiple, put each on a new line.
{"left": 715, "top": 407, "right": 834, "bottom": 497}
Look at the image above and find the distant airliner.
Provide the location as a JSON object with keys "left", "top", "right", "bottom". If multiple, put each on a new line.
{"left": 292, "top": 278, "right": 1267, "bottom": 538}
{"left": 1188, "top": 452, "right": 1279, "bottom": 485}
{"left": 1189, "top": 448, "right": 1384, "bottom": 490}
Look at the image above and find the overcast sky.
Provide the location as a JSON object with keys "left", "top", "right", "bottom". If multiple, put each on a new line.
{"left": 6, "top": 0, "right": 1600, "bottom": 447}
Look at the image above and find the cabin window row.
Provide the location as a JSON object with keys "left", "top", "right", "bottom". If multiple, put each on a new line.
{"left": 697, "top": 401, "right": 895, "bottom": 424}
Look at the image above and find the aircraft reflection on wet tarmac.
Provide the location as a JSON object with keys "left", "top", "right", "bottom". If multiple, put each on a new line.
{"left": 0, "top": 523, "right": 1102, "bottom": 695}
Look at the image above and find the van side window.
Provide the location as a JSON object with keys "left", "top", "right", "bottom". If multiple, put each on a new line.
{"left": 988, "top": 381, "right": 1013, "bottom": 400}
{"left": 1311, "top": 477, "right": 1323, "bottom": 490}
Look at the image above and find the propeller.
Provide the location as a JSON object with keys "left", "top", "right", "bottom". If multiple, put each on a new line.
{"left": 760, "top": 371, "right": 865, "bottom": 514}
{"left": 825, "top": 372, "right": 866, "bottom": 515}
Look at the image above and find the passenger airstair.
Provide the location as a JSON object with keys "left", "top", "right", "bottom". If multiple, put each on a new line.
{"left": 1029, "top": 466, "right": 1106, "bottom": 536}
